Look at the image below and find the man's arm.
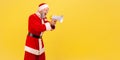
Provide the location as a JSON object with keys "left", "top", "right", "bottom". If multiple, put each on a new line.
{"left": 44, "top": 17, "right": 56, "bottom": 30}
{"left": 29, "top": 15, "right": 52, "bottom": 32}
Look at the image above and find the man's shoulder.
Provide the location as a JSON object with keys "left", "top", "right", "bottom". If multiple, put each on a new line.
{"left": 29, "top": 13, "right": 36, "bottom": 18}
{"left": 28, "top": 13, "right": 41, "bottom": 22}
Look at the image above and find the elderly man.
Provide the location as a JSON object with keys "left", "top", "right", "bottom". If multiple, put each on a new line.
{"left": 24, "top": 3, "right": 56, "bottom": 60}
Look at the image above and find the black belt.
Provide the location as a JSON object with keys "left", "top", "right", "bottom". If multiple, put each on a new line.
{"left": 28, "top": 32, "right": 42, "bottom": 39}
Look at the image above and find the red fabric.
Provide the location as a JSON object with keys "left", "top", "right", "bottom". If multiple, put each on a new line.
{"left": 39, "top": 3, "right": 47, "bottom": 7}
{"left": 28, "top": 14, "right": 47, "bottom": 36}
{"left": 24, "top": 52, "right": 46, "bottom": 60}
{"left": 24, "top": 13, "right": 48, "bottom": 60}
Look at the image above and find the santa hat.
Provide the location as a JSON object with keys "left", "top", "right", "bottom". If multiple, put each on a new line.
{"left": 38, "top": 3, "right": 49, "bottom": 11}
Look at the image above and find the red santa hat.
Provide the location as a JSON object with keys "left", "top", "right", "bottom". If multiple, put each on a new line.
{"left": 38, "top": 3, "right": 49, "bottom": 11}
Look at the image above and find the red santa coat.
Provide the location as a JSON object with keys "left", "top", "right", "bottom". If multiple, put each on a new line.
{"left": 24, "top": 12, "right": 52, "bottom": 56}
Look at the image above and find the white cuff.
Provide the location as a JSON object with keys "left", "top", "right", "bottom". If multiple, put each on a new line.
{"left": 45, "top": 22, "right": 52, "bottom": 31}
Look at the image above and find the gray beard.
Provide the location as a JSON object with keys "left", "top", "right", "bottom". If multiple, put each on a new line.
{"left": 41, "top": 13, "right": 45, "bottom": 18}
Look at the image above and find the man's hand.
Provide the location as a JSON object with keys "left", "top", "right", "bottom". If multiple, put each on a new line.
{"left": 49, "top": 20, "right": 57, "bottom": 30}
{"left": 49, "top": 20, "right": 57, "bottom": 25}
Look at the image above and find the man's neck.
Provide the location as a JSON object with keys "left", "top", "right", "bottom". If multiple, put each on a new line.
{"left": 36, "top": 11, "right": 41, "bottom": 18}
{"left": 36, "top": 11, "right": 46, "bottom": 19}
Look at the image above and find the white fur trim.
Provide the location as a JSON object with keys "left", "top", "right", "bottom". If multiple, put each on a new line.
{"left": 45, "top": 22, "right": 52, "bottom": 31}
{"left": 39, "top": 4, "right": 48, "bottom": 11}
{"left": 25, "top": 38, "right": 45, "bottom": 55}
{"left": 25, "top": 46, "right": 40, "bottom": 55}
{"left": 25, "top": 46, "right": 45, "bottom": 55}
{"left": 39, "top": 39, "right": 42, "bottom": 51}
{"left": 39, "top": 48, "right": 45, "bottom": 55}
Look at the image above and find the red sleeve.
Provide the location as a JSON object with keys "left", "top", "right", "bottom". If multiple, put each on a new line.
{"left": 29, "top": 15, "right": 46, "bottom": 33}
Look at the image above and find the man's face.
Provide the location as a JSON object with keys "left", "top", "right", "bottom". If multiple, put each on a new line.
{"left": 43, "top": 8, "right": 49, "bottom": 15}
{"left": 42, "top": 7, "right": 49, "bottom": 15}
{"left": 40, "top": 7, "right": 49, "bottom": 18}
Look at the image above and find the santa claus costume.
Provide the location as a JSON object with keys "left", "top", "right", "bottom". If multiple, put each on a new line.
{"left": 24, "top": 3, "right": 54, "bottom": 60}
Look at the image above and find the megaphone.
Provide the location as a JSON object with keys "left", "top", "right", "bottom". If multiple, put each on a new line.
{"left": 51, "top": 15, "right": 63, "bottom": 23}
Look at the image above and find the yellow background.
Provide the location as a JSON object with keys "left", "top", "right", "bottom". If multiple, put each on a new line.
{"left": 0, "top": 0, "right": 120, "bottom": 60}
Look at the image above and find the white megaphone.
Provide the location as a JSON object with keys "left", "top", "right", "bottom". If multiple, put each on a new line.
{"left": 51, "top": 15, "right": 63, "bottom": 23}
